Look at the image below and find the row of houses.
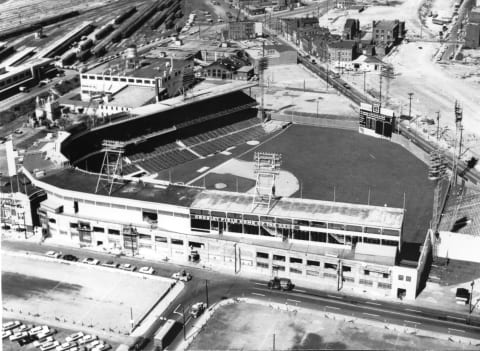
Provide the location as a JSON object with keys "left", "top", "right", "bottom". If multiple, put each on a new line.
{"left": 279, "top": 17, "right": 405, "bottom": 63}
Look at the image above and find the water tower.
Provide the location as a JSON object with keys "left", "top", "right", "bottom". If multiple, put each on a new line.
{"left": 125, "top": 44, "right": 138, "bottom": 70}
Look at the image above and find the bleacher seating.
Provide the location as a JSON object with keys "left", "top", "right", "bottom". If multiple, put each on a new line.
{"left": 125, "top": 113, "right": 265, "bottom": 174}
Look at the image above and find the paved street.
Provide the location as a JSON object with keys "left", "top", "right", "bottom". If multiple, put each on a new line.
{"left": 2, "top": 239, "right": 480, "bottom": 350}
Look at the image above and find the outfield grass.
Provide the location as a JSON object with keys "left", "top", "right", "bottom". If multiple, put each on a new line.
{"left": 240, "top": 125, "right": 434, "bottom": 244}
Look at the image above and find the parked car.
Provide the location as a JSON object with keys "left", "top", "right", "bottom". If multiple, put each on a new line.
{"left": 3, "top": 320, "right": 21, "bottom": 331}
{"left": 190, "top": 302, "right": 206, "bottom": 318}
{"left": 119, "top": 263, "right": 136, "bottom": 271}
{"left": 85, "top": 340, "right": 101, "bottom": 350}
{"left": 82, "top": 257, "right": 99, "bottom": 265}
{"left": 78, "top": 334, "right": 97, "bottom": 345}
{"left": 92, "top": 343, "right": 111, "bottom": 351}
{"left": 39, "top": 340, "right": 60, "bottom": 351}
{"left": 267, "top": 277, "right": 294, "bottom": 291}
{"left": 14, "top": 324, "right": 31, "bottom": 333}
{"left": 2, "top": 330, "right": 12, "bottom": 339}
{"left": 45, "top": 251, "right": 62, "bottom": 259}
{"left": 62, "top": 254, "right": 78, "bottom": 262}
{"left": 56, "top": 341, "right": 77, "bottom": 351}
{"left": 139, "top": 266, "right": 155, "bottom": 275}
{"left": 36, "top": 328, "right": 56, "bottom": 340}
{"left": 9, "top": 331, "right": 29, "bottom": 341}
{"left": 66, "top": 331, "right": 84, "bottom": 342}
{"left": 101, "top": 260, "right": 118, "bottom": 268}
{"left": 172, "top": 270, "right": 192, "bottom": 281}
{"left": 33, "top": 336, "right": 54, "bottom": 347}
{"left": 28, "top": 325, "right": 49, "bottom": 336}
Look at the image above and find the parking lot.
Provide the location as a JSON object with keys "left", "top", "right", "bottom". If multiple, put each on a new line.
{"left": 3, "top": 320, "right": 115, "bottom": 351}
{"left": 2, "top": 252, "right": 173, "bottom": 338}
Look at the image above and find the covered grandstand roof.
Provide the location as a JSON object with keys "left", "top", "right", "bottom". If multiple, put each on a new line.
{"left": 191, "top": 190, "right": 404, "bottom": 229}
{"left": 37, "top": 168, "right": 202, "bottom": 207}
{"left": 32, "top": 168, "right": 403, "bottom": 229}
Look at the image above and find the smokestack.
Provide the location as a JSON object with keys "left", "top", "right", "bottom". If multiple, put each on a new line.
{"left": 6, "top": 138, "right": 17, "bottom": 177}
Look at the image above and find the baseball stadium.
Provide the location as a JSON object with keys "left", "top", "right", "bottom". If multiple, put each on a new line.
{"left": 22, "top": 82, "right": 435, "bottom": 300}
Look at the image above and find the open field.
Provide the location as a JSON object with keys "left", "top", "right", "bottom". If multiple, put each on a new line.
{"left": 237, "top": 125, "right": 434, "bottom": 244}
{"left": 188, "top": 302, "right": 473, "bottom": 350}
{"left": 1, "top": 253, "right": 172, "bottom": 335}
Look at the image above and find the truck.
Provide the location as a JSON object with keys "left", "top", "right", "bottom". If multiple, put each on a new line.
{"left": 190, "top": 302, "right": 206, "bottom": 318}
{"left": 267, "top": 277, "right": 294, "bottom": 291}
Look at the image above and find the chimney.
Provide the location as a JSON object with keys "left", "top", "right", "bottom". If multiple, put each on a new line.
{"left": 6, "top": 138, "right": 17, "bottom": 177}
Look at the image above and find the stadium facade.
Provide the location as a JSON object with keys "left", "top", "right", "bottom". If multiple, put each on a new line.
{"left": 23, "top": 165, "right": 421, "bottom": 300}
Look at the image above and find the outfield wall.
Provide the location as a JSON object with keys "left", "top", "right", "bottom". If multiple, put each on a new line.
{"left": 270, "top": 112, "right": 357, "bottom": 130}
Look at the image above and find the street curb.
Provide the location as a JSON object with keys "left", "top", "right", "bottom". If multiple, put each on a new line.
{"left": 2, "top": 250, "right": 176, "bottom": 284}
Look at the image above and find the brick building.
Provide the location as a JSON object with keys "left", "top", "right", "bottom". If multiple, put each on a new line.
{"left": 343, "top": 18, "right": 360, "bottom": 40}
{"left": 372, "top": 19, "right": 405, "bottom": 44}
{"left": 328, "top": 40, "right": 358, "bottom": 64}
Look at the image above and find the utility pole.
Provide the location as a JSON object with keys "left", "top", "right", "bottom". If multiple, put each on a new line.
{"left": 182, "top": 305, "right": 186, "bottom": 340}
{"left": 273, "top": 332, "right": 276, "bottom": 351}
{"left": 408, "top": 92, "right": 414, "bottom": 119}
{"left": 379, "top": 73, "right": 382, "bottom": 106}
{"left": 130, "top": 307, "right": 134, "bottom": 331}
{"left": 470, "top": 280, "right": 475, "bottom": 314}
{"left": 205, "top": 280, "right": 209, "bottom": 308}
{"left": 436, "top": 111, "right": 440, "bottom": 141}
{"left": 363, "top": 70, "right": 366, "bottom": 96}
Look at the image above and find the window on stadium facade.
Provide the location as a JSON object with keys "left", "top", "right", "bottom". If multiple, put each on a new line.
{"left": 364, "top": 237, "right": 380, "bottom": 244}
{"left": 227, "top": 222, "right": 243, "bottom": 233}
{"left": 327, "top": 233, "right": 344, "bottom": 244}
{"left": 311, "top": 232, "right": 327, "bottom": 242}
{"left": 293, "top": 229, "right": 309, "bottom": 241}
{"left": 382, "top": 239, "right": 398, "bottom": 246}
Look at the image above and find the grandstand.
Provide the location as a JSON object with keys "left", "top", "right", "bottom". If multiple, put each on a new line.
{"left": 63, "top": 89, "right": 259, "bottom": 173}
{"left": 127, "top": 115, "right": 265, "bottom": 174}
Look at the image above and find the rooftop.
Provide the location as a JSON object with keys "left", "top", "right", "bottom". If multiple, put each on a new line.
{"left": 190, "top": 190, "right": 404, "bottom": 229}
{"left": 373, "top": 20, "right": 400, "bottom": 30}
{"left": 36, "top": 168, "right": 203, "bottom": 207}
{"left": 328, "top": 40, "right": 357, "bottom": 49}
{"left": 108, "top": 85, "right": 157, "bottom": 108}
{"left": 87, "top": 56, "right": 191, "bottom": 77}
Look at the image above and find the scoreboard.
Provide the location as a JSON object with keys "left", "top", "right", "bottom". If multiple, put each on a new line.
{"left": 359, "top": 103, "right": 395, "bottom": 138}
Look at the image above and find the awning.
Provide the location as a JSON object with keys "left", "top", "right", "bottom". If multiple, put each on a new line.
{"left": 40, "top": 198, "right": 63, "bottom": 213}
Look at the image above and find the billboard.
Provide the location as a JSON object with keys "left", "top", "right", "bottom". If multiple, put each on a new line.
{"left": 359, "top": 103, "right": 395, "bottom": 138}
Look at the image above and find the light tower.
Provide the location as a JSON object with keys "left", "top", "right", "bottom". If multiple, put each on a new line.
{"left": 257, "top": 42, "right": 269, "bottom": 122}
{"left": 95, "top": 140, "right": 126, "bottom": 195}
{"left": 252, "top": 152, "right": 282, "bottom": 210}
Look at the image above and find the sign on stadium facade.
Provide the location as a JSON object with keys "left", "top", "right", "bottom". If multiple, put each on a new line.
{"left": 359, "top": 103, "right": 396, "bottom": 139}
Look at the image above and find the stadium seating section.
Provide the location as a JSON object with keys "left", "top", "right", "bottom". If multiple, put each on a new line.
{"left": 129, "top": 116, "right": 265, "bottom": 173}
{"left": 62, "top": 91, "right": 265, "bottom": 174}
